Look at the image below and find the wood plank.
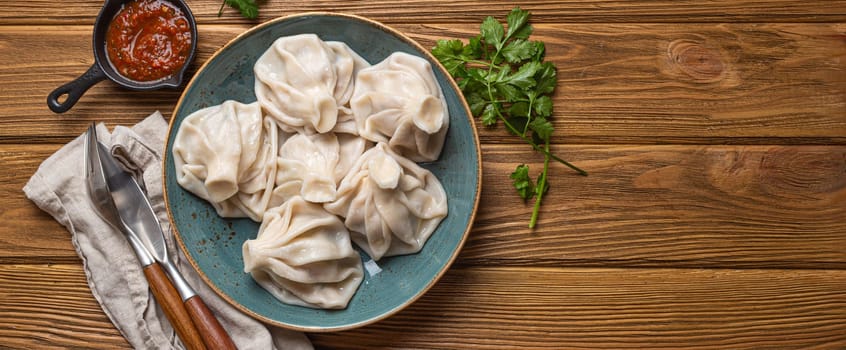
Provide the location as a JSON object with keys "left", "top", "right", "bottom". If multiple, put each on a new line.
{"left": 0, "top": 23, "right": 843, "bottom": 144}
{"left": 3, "top": 144, "right": 844, "bottom": 268}
{"left": 313, "top": 267, "right": 846, "bottom": 349}
{"left": 1, "top": 1, "right": 845, "bottom": 25}
{"left": 467, "top": 144, "right": 846, "bottom": 269}
{"left": 0, "top": 264, "right": 129, "bottom": 349}
{"left": 315, "top": 267, "right": 846, "bottom": 349}
{"left": 1, "top": 264, "right": 844, "bottom": 349}
{"left": 0, "top": 144, "right": 74, "bottom": 262}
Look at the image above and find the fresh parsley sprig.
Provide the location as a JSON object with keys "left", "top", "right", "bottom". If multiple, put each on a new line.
{"left": 432, "top": 7, "right": 586, "bottom": 229}
{"left": 218, "top": 0, "right": 260, "bottom": 19}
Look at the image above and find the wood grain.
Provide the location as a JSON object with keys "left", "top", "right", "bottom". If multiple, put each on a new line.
{"left": 1, "top": 1, "right": 844, "bottom": 348}
{"left": 0, "top": 23, "right": 843, "bottom": 144}
{"left": 184, "top": 296, "right": 238, "bottom": 350}
{"left": 1, "top": 1, "right": 845, "bottom": 25}
{"left": 4, "top": 144, "right": 844, "bottom": 268}
{"left": 466, "top": 144, "right": 846, "bottom": 268}
{"left": 0, "top": 143, "right": 73, "bottom": 261}
{"left": 143, "top": 263, "right": 207, "bottom": 350}
{"left": 2, "top": 264, "right": 844, "bottom": 349}
{"left": 312, "top": 267, "right": 846, "bottom": 349}
{"left": 0, "top": 264, "right": 129, "bottom": 349}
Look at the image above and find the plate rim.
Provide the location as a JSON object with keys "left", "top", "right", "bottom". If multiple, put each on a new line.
{"left": 162, "top": 11, "right": 482, "bottom": 332}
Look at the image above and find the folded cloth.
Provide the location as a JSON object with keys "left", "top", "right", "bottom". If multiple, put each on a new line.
{"left": 23, "top": 112, "right": 313, "bottom": 350}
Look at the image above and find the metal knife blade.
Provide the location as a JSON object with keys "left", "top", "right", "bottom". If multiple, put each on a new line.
{"left": 94, "top": 137, "right": 198, "bottom": 300}
{"left": 85, "top": 125, "right": 154, "bottom": 266}
{"left": 96, "top": 143, "right": 169, "bottom": 262}
{"left": 94, "top": 131, "right": 237, "bottom": 350}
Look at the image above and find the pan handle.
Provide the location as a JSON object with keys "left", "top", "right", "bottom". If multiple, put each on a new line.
{"left": 47, "top": 63, "right": 107, "bottom": 113}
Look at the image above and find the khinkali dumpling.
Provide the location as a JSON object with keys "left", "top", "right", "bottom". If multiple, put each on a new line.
{"left": 326, "top": 41, "right": 371, "bottom": 109}
{"left": 325, "top": 143, "right": 448, "bottom": 260}
{"left": 274, "top": 132, "right": 369, "bottom": 204}
{"left": 243, "top": 196, "right": 363, "bottom": 309}
{"left": 351, "top": 52, "right": 449, "bottom": 162}
{"left": 332, "top": 108, "right": 359, "bottom": 135}
{"left": 172, "top": 100, "right": 281, "bottom": 221}
{"left": 254, "top": 34, "right": 367, "bottom": 134}
{"left": 327, "top": 41, "right": 371, "bottom": 136}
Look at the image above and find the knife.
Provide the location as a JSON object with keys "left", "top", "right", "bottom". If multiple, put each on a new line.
{"left": 84, "top": 125, "right": 207, "bottom": 350}
{"left": 87, "top": 124, "right": 237, "bottom": 350}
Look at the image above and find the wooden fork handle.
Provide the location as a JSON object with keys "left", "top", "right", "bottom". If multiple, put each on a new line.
{"left": 185, "top": 295, "right": 238, "bottom": 350}
{"left": 143, "top": 263, "right": 207, "bottom": 350}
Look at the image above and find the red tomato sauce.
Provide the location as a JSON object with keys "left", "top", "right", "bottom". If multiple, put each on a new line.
{"left": 105, "top": 0, "right": 192, "bottom": 82}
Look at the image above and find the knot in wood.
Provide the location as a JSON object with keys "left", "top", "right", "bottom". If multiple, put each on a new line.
{"left": 667, "top": 39, "right": 724, "bottom": 81}
{"left": 759, "top": 148, "right": 846, "bottom": 195}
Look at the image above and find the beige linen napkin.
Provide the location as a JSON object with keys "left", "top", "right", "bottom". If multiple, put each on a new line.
{"left": 23, "top": 112, "right": 313, "bottom": 350}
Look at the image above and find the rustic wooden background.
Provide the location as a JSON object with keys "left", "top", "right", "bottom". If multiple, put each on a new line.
{"left": 0, "top": 1, "right": 844, "bottom": 349}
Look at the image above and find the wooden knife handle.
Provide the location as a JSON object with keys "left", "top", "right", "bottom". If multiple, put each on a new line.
{"left": 143, "top": 263, "right": 207, "bottom": 350}
{"left": 185, "top": 295, "right": 238, "bottom": 350}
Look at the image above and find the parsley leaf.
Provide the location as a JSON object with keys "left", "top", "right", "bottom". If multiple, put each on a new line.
{"left": 506, "top": 61, "right": 540, "bottom": 89}
{"left": 494, "top": 83, "right": 523, "bottom": 103}
{"left": 432, "top": 7, "right": 587, "bottom": 229}
{"left": 481, "top": 16, "right": 505, "bottom": 49}
{"left": 219, "top": 0, "right": 260, "bottom": 19}
{"left": 431, "top": 39, "right": 464, "bottom": 65}
{"left": 466, "top": 36, "right": 484, "bottom": 59}
{"left": 529, "top": 117, "right": 554, "bottom": 141}
{"left": 506, "top": 7, "right": 532, "bottom": 40}
{"left": 535, "top": 61, "right": 557, "bottom": 94}
{"left": 481, "top": 103, "right": 500, "bottom": 126}
{"left": 534, "top": 95, "right": 553, "bottom": 117}
{"left": 501, "top": 39, "right": 536, "bottom": 63}
{"left": 467, "top": 92, "right": 488, "bottom": 116}
{"left": 508, "top": 102, "right": 530, "bottom": 118}
{"left": 510, "top": 164, "right": 535, "bottom": 200}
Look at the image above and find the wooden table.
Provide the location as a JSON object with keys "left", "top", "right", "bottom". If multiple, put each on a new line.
{"left": 1, "top": 1, "right": 844, "bottom": 349}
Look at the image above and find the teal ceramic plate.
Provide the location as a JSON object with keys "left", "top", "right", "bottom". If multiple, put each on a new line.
{"left": 163, "top": 13, "right": 481, "bottom": 331}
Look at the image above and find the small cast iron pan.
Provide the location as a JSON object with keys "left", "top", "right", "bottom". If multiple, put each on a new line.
{"left": 47, "top": 0, "right": 198, "bottom": 113}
